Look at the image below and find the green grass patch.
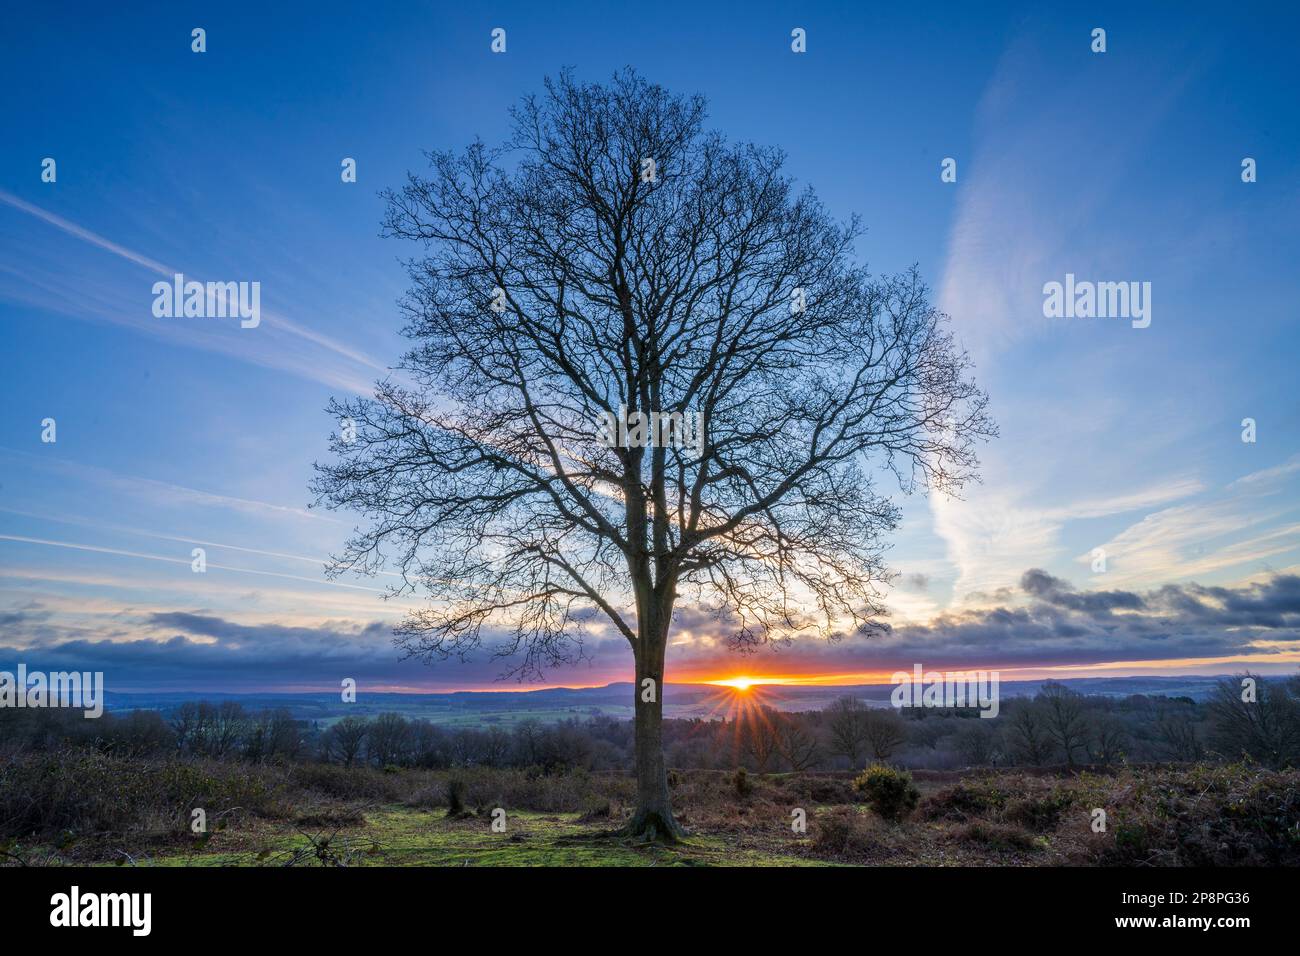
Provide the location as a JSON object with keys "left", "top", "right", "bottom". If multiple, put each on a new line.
{"left": 93, "top": 807, "right": 829, "bottom": 868}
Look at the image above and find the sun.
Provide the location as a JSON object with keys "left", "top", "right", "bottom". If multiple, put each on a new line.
{"left": 712, "top": 676, "right": 758, "bottom": 691}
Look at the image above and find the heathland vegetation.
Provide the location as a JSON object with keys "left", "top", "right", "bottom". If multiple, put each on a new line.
{"left": 2, "top": 674, "right": 1298, "bottom": 866}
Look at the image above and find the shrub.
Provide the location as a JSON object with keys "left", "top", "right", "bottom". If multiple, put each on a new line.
{"left": 779, "top": 774, "right": 856, "bottom": 805}
{"left": 0, "top": 751, "right": 286, "bottom": 842}
{"left": 295, "top": 808, "right": 365, "bottom": 828}
{"left": 800, "top": 776, "right": 858, "bottom": 805}
{"left": 809, "top": 807, "right": 911, "bottom": 862}
{"left": 733, "top": 767, "right": 753, "bottom": 799}
{"left": 577, "top": 797, "right": 613, "bottom": 822}
{"left": 854, "top": 765, "right": 919, "bottom": 821}
{"left": 1004, "top": 791, "right": 1072, "bottom": 830}
{"left": 1077, "top": 763, "right": 1300, "bottom": 866}
{"left": 446, "top": 777, "right": 468, "bottom": 817}
{"left": 952, "top": 820, "right": 1040, "bottom": 852}
{"left": 919, "top": 776, "right": 1009, "bottom": 821}
{"left": 289, "top": 763, "right": 405, "bottom": 802}
{"left": 813, "top": 809, "right": 872, "bottom": 856}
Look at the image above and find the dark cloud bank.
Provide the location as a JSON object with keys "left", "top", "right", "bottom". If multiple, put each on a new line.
{"left": 2, "top": 571, "right": 1298, "bottom": 692}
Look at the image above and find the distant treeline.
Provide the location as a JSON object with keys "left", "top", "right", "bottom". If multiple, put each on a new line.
{"left": 2, "top": 674, "right": 1297, "bottom": 773}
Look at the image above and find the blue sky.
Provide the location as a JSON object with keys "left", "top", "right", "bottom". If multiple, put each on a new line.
{"left": 2, "top": 2, "right": 1299, "bottom": 691}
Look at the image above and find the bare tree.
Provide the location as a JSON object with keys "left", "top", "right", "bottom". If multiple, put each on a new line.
{"left": 908, "top": 718, "right": 946, "bottom": 751}
{"left": 1207, "top": 672, "right": 1300, "bottom": 769}
{"left": 741, "top": 707, "right": 781, "bottom": 773}
{"left": 268, "top": 709, "right": 304, "bottom": 760}
{"left": 1007, "top": 703, "right": 1053, "bottom": 766}
{"left": 954, "top": 720, "right": 1000, "bottom": 766}
{"left": 862, "top": 709, "right": 907, "bottom": 762}
{"left": 1155, "top": 707, "right": 1204, "bottom": 761}
{"left": 1038, "top": 681, "right": 1089, "bottom": 766}
{"left": 367, "top": 713, "right": 411, "bottom": 767}
{"left": 243, "top": 708, "right": 302, "bottom": 763}
{"left": 825, "top": 696, "right": 870, "bottom": 769}
{"left": 450, "top": 728, "right": 487, "bottom": 766}
{"left": 312, "top": 69, "right": 994, "bottom": 840}
{"left": 482, "top": 726, "right": 513, "bottom": 768}
{"left": 1089, "top": 716, "right": 1129, "bottom": 766}
{"left": 513, "top": 721, "right": 545, "bottom": 767}
{"left": 170, "top": 701, "right": 202, "bottom": 753}
{"left": 409, "top": 721, "right": 449, "bottom": 768}
{"left": 323, "top": 715, "right": 368, "bottom": 767}
{"left": 776, "top": 715, "right": 821, "bottom": 772}
{"left": 199, "top": 701, "right": 245, "bottom": 759}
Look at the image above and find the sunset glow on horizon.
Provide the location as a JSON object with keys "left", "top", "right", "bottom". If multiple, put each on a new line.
{"left": 708, "top": 676, "right": 765, "bottom": 691}
{"left": 154, "top": 652, "right": 1300, "bottom": 696}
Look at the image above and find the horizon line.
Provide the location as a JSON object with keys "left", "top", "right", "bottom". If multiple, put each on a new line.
{"left": 93, "top": 670, "right": 1283, "bottom": 697}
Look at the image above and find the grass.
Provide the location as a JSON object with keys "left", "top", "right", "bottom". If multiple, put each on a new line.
{"left": 75, "top": 807, "right": 830, "bottom": 868}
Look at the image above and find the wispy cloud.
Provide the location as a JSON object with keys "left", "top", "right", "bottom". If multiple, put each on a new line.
{"left": 0, "top": 189, "right": 389, "bottom": 394}
{"left": 0, "top": 505, "right": 413, "bottom": 582}
{"left": 0, "top": 447, "right": 332, "bottom": 522}
{"left": 937, "top": 32, "right": 1198, "bottom": 360}
{"left": 927, "top": 27, "right": 1246, "bottom": 602}
{"left": 932, "top": 475, "right": 1204, "bottom": 599}
{"left": 1083, "top": 457, "right": 1300, "bottom": 587}
{"left": 0, "top": 534, "right": 386, "bottom": 593}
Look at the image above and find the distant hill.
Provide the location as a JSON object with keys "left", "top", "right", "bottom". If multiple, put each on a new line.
{"left": 101, "top": 674, "right": 1238, "bottom": 725}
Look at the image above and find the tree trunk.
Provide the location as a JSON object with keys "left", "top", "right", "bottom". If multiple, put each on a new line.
{"left": 625, "top": 630, "right": 684, "bottom": 842}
